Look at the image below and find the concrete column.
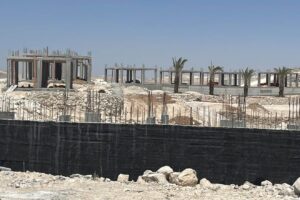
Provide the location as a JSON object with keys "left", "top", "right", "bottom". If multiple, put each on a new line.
{"left": 87, "top": 59, "right": 92, "bottom": 82}
{"left": 52, "top": 62, "right": 56, "bottom": 79}
{"left": 154, "top": 69, "right": 157, "bottom": 84}
{"left": 36, "top": 59, "right": 42, "bottom": 88}
{"left": 169, "top": 71, "right": 172, "bottom": 84}
{"left": 116, "top": 69, "right": 119, "bottom": 83}
{"left": 120, "top": 69, "right": 123, "bottom": 84}
{"left": 296, "top": 74, "right": 299, "bottom": 87}
{"left": 80, "top": 63, "right": 84, "bottom": 79}
{"left": 72, "top": 60, "right": 77, "bottom": 80}
{"left": 6, "top": 60, "right": 10, "bottom": 87}
{"left": 159, "top": 71, "right": 162, "bottom": 84}
{"left": 133, "top": 69, "right": 136, "bottom": 83}
{"left": 14, "top": 61, "right": 19, "bottom": 85}
{"left": 257, "top": 73, "right": 261, "bottom": 87}
{"left": 65, "top": 59, "right": 72, "bottom": 89}
{"left": 289, "top": 74, "right": 292, "bottom": 87}
{"left": 267, "top": 73, "right": 271, "bottom": 86}
{"left": 229, "top": 74, "right": 232, "bottom": 86}
{"left": 218, "top": 73, "right": 222, "bottom": 86}
{"left": 104, "top": 68, "right": 108, "bottom": 82}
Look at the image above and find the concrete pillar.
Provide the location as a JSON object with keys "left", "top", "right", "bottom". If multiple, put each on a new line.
{"left": 72, "top": 60, "right": 77, "bottom": 80}
{"left": 154, "top": 69, "right": 157, "bottom": 84}
{"left": 80, "top": 63, "right": 84, "bottom": 79}
{"left": 229, "top": 74, "right": 232, "bottom": 86}
{"left": 257, "top": 73, "right": 261, "bottom": 87}
{"left": 7, "top": 60, "right": 10, "bottom": 87}
{"left": 104, "top": 68, "right": 108, "bottom": 82}
{"left": 133, "top": 69, "right": 136, "bottom": 83}
{"left": 120, "top": 69, "right": 123, "bottom": 84}
{"left": 51, "top": 62, "right": 56, "bottom": 79}
{"left": 267, "top": 73, "right": 271, "bottom": 86}
{"left": 169, "top": 71, "right": 172, "bottom": 84}
{"left": 218, "top": 73, "right": 222, "bottom": 86}
{"left": 65, "top": 59, "right": 72, "bottom": 89}
{"left": 289, "top": 74, "right": 292, "bottom": 87}
{"left": 87, "top": 59, "right": 92, "bottom": 82}
{"left": 36, "top": 59, "right": 42, "bottom": 88}
{"left": 296, "top": 74, "right": 299, "bottom": 87}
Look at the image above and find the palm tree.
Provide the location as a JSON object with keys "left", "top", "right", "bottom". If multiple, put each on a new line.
{"left": 241, "top": 67, "right": 255, "bottom": 97}
{"left": 208, "top": 65, "right": 223, "bottom": 95}
{"left": 173, "top": 57, "right": 188, "bottom": 93}
{"left": 274, "top": 67, "right": 291, "bottom": 97}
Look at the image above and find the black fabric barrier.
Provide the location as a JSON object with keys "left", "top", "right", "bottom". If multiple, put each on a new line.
{"left": 0, "top": 119, "right": 299, "bottom": 185}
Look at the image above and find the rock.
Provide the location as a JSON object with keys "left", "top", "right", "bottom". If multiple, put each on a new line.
{"left": 176, "top": 168, "right": 198, "bottom": 187}
{"left": 70, "top": 174, "right": 81, "bottom": 178}
{"left": 136, "top": 176, "right": 147, "bottom": 184}
{"left": 199, "top": 178, "right": 212, "bottom": 188}
{"left": 157, "top": 166, "right": 173, "bottom": 179}
{"left": 84, "top": 175, "right": 92, "bottom": 179}
{"left": 261, "top": 180, "right": 272, "bottom": 187}
{"left": 240, "top": 181, "right": 254, "bottom": 190}
{"left": 142, "top": 173, "right": 169, "bottom": 184}
{"left": 169, "top": 172, "right": 180, "bottom": 184}
{"left": 117, "top": 174, "right": 129, "bottom": 183}
{"left": 293, "top": 177, "right": 300, "bottom": 195}
{"left": 279, "top": 187, "right": 295, "bottom": 196}
{"left": 105, "top": 178, "right": 111, "bottom": 182}
{"left": 0, "top": 166, "right": 12, "bottom": 171}
{"left": 143, "top": 170, "right": 153, "bottom": 176}
{"left": 99, "top": 177, "right": 105, "bottom": 182}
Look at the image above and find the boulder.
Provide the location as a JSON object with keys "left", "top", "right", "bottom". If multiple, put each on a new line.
{"left": 136, "top": 176, "right": 147, "bottom": 184}
{"left": 240, "top": 181, "right": 254, "bottom": 190}
{"left": 293, "top": 177, "right": 300, "bottom": 195}
{"left": 261, "top": 180, "right": 272, "bottom": 187}
{"left": 0, "top": 166, "right": 11, "bottom": 171}
{"left": 117, "top": 174, "right": 129, "bottom": 183}
{"left": 176, "top": 168, "right": 198, "bottom": 186}
{"left": 199, "top": 178, "right": 212, "bottom": 189}
{"left": 143, "top": 170, "right": 153, "bottom": 176}
{"left": 157, "top": 166, "right": 173, "bottom": 179}
{"left": 142, "top": 173, "right": 169, "bottom": 184}
{"left": 169, "top": 172, "right": 180, "bottom": 184}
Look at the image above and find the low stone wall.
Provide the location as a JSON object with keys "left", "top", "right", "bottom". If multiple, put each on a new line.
{"left": 0, "top": 119, "right": 299, "bottom": 185}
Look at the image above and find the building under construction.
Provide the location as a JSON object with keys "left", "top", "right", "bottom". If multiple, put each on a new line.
{"left": 7, "top": 48, "right": 92, "bottom": 89}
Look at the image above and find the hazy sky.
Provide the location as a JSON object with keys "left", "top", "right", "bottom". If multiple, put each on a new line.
{"left": 0, "top": 0, "right": 300, "bottom": 75}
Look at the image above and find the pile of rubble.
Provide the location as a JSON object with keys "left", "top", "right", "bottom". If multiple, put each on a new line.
{"left": 1, "top": 166, "right": 300, "bottom": 200}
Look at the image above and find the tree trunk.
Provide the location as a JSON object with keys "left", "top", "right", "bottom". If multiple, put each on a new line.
{"left": 209, "top": 81, "right": 214, "bottom": 95}
{"left": 279, "top": 78, "right": 284, "bottom": 97}
{"left": 244, "top": 85, "right": 248, "bottom": 97}
{"left": 209, "top": 75, "right": 214, "bottom": 95}
{"left": 174, "top": 72, "right": 180, "bottom": 93}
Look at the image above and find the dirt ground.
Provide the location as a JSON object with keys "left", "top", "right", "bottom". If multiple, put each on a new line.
{"left": 0, "top": 171, "right": 299, "bottom": 200}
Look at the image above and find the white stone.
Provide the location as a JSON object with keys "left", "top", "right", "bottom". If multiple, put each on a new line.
{"left": 157, "top": 166, "right": 173, "bottom": 179}
{"left": 169, "top": 172, "right": 180, "bottom": 184}
{"left": 143, "top": 170, "right": 153, "bottom": 176}
{"left": 176, "top": 168, "right": 198, "bottom": 187}
{"left": 117, "top": 174, "right": 129, "bottom": 183}
{"left": 199, "top": 178, "right": 212, "bottom": 188}
{"left": 261, "top": 180, "right": 272, "bottom": 187}
{"left": 142, "top": 173, "right": 169, "bottom": 184}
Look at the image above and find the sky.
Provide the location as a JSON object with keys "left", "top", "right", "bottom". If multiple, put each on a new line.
{"left": 0, "top": 0, "right": 300, "bottom": 75}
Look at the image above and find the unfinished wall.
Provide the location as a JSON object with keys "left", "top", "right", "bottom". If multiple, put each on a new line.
{"left": 0, "top": 120, "right": 299, "bottom": 185}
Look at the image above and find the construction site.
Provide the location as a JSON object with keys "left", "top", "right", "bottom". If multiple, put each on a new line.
{"left": 0, "top": 48, "right": 300, "bottom": 130}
